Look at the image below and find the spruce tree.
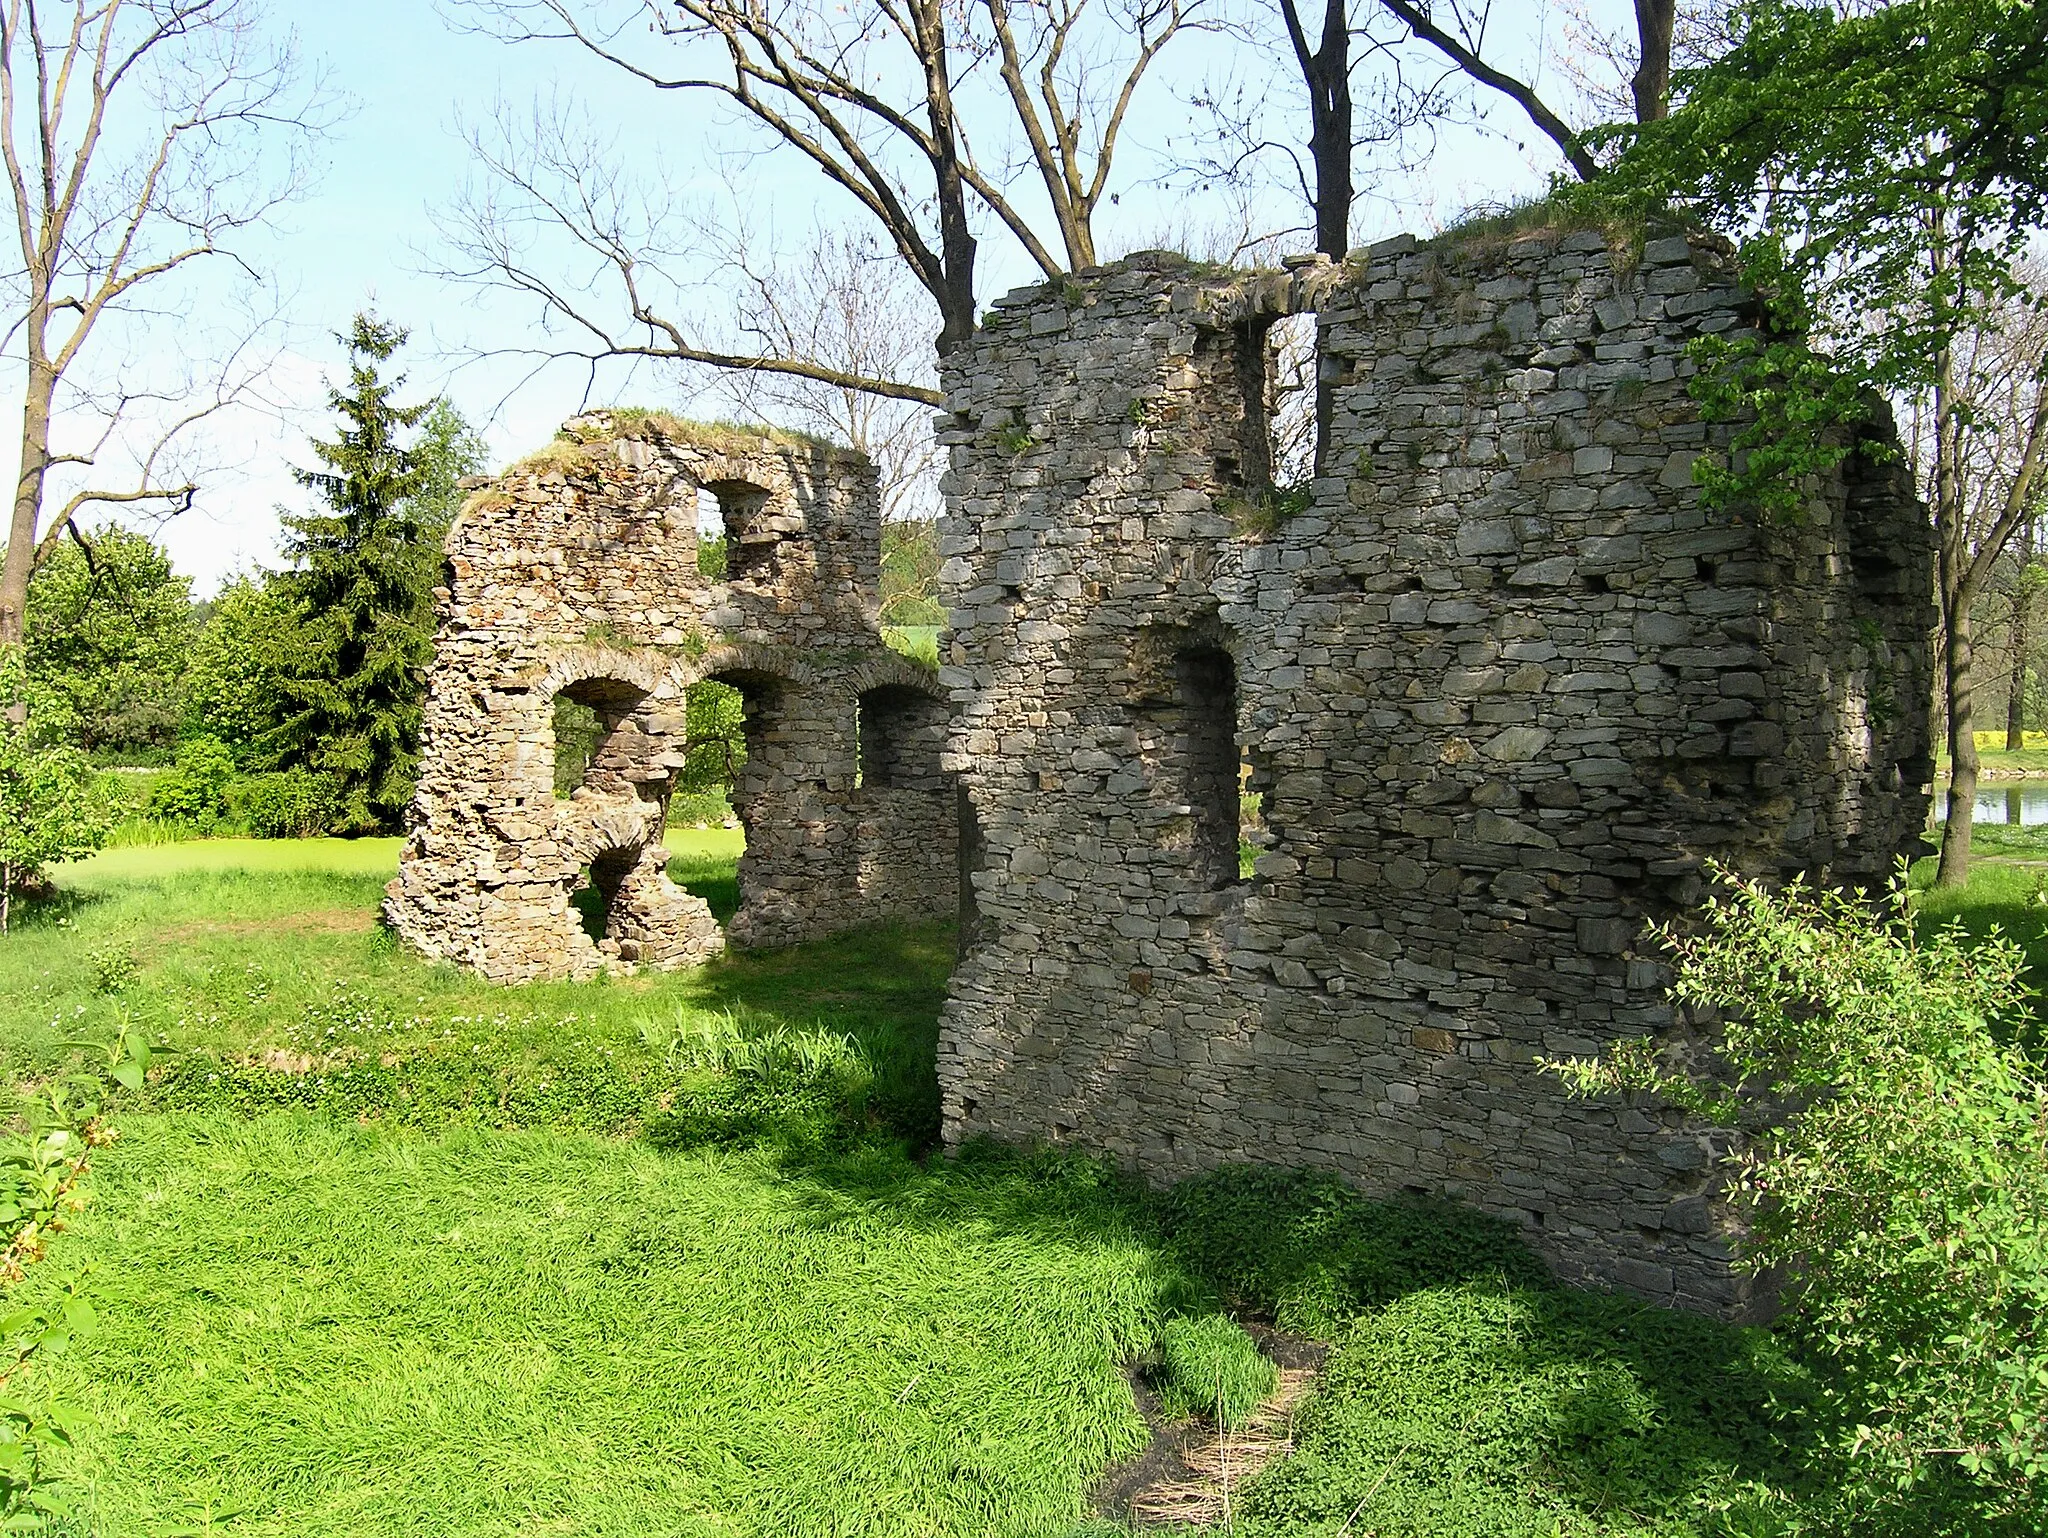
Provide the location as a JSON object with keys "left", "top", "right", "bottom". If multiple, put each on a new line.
{"left": 271, "top": 315, "right": 438, "bottom": 834}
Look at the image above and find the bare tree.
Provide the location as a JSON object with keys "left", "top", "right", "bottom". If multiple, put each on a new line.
{"left": 712, "top": 225, "right": 944, "bottom": 522}
{"left": 1915, "top": 277, "right": 2048, "bottom": 884}
{"left": 449, "top": 0, "right": 1208, "bottom": 400}
{"left": 1367, "top": 0, "right": 1678, "bottom": 178}
{"left": 0, "top": 0, "right": 328, "bottom": 649}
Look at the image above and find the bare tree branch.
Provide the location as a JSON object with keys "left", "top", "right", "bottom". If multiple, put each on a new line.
{"left": 0, "top": 0, "right": 335, "bottom": 646}
{"left": 1372, "top": 0, "right": 1597, "bottom": 179}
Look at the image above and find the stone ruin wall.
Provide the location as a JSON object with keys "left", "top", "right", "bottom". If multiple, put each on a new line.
{"left": 932, "top": 228, "right": 1934, "bottom": 1316}
{"left": 384, "top": 415, "right": 958, "bottom": 983}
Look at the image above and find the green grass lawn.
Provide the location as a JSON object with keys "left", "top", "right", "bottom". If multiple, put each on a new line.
{"left": 0, "top": 838, "right": 2019, "bottom": 1536}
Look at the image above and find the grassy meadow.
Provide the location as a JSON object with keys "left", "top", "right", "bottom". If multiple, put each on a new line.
{"left": 0, "top": 834, "right": 2034, "bottom": 1534}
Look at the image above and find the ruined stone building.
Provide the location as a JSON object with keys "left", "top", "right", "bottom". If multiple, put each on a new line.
{"left": 393, "top": 225, "right": 1934, "bottom": 1315}
{"left": 383, "top": 417, "right": 957, "bottom": 982}
{"left": 933, "top": 228, "right": 1931, "bottom": 1317}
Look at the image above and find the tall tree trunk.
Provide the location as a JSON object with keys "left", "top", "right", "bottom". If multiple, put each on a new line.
{"left": 0, "top": 357, "right": 56, "bottom": 650}
{"left": 912, "top": 0, "right": 980, "bottom": 358}
{"left": 1935, "top": 332, "right": 1974, "bottom": 887}
{"left": 1298, "top": 0, "right": 1352, "bottom": 261}
{"left": 2007, "top": 583, "right": 2031, "bottom": 750}
{"left": 1279, "top": 0, "right": 1350, "bottom": 474}
{"left": 1631, "top": 0, "right": 1676, "bottom": 122}
{"left": 1938, "top": 598, "right": 1978, "bottom": 887}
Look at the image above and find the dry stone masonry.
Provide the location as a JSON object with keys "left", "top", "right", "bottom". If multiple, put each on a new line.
{"left": 932, "top": 227, "right": 1933, "bottom": 1316}
{"left": 384, "top": 414, "right": 958, "bottom": 981}
{"left": 391, "top": 224, "right": 1935, "bottom": 1317}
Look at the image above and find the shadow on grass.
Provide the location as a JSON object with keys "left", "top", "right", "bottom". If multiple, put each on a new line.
{"left": 9, "top": 885, "right": 106, "bottom": 931}
{"left": 677, "top": 921, "right": 954, "bottom": 1142}
{"left": 688, "top": 1134, "right": 1823, "bottom": 1535}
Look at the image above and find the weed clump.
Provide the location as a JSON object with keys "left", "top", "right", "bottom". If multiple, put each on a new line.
{"left": 1223, "top": 483, "right": 1312, "bottom": 540}
{"left": 1155, "top": 1314, "right": 1277, "bottom": 1428}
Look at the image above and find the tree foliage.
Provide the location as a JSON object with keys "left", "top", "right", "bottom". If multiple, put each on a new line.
{"left": 1550, "top": 868, "right": 2048, "bottom": 1522}
{"left": 181, "top": 577, "right": 303, "bottom": 768}
{"left": 22, "top": 524, "right": 195, "bottom": 760}
{"left": 0, "top": 649, "right": 114, "bottom": 932}
{"left": 1588, "top": 0, "right": 2048, "bottom": 514}
{"left": 270, "top": 317, "right": 440, "bottom": 835}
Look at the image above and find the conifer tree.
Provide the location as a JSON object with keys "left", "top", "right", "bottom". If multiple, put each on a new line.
{"left": 271, "top": 316, "right": 437, "bottom": 834}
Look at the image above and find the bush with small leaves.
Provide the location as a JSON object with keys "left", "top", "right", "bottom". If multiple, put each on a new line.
{"left": 1549, "top": 865, "right": 2048, "bottom": 1525}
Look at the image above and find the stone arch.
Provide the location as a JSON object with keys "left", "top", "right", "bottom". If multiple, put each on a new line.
{"left": 531, "top": 644, "right": 721, "bottom": 972}
{"left": 683, "top": 641, "right": 817, "bottom": 692}
{"left": 534, "top": 643, "right": 678, "bottom": 702}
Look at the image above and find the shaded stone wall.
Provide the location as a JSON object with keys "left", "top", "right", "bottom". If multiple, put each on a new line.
{"left": 933, "top": 230, "right": 1934, "bottom": 1315}
{"left": 385, "top": 415, "right": 957, "bottom": 982}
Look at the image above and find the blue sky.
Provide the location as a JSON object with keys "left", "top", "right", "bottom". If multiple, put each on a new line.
{"left": 38, "top": 0, "right": 1581, "bottom": 592}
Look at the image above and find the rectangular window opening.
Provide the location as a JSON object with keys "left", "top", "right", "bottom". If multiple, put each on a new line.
{"left": 1175, "top": 645, "right": 1245, "bottom": 892}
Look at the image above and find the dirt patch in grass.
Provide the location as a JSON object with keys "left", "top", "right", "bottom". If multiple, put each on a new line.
{"left": 1095, "top": 1323, "right": 1327, "bottom": 1528}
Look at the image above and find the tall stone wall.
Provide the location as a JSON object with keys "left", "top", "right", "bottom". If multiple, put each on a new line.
{"left": 385, "top": 414, "right": 957, "bottom": 982}
{"left": 933, "top": 230, "right": 1934, "bottom": 1315}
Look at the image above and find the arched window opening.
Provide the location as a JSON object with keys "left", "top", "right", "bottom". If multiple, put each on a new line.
{"left": 858, "top": 685, "right": 949, "bottom": 791}
{"left": 551, "top": 676, "right": 651, "bottom": 798}
{"left": 672, "top": 678, "right": 748, "bottom": 826}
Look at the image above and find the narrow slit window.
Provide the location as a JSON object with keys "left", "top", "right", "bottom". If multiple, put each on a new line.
{"left": 695, "top": 488, "right": 727, "bottom": 579}
{"left": 1176, "top": 646, "right": 1243, "bottom": 891}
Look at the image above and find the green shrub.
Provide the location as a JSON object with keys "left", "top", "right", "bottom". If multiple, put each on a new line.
{"left": 1155, "top": 1314, "right": 1277, "bottom": 1427}
{"left": 231, "top": 767, "right": 341, "bottom": 838}
{"left": 666, "top": 787, "right": 733, "bottom": 828}
{"left": 146, "top": 734, "right": 236, "bottom": 824}
{"left": 1550, "top": 868, "right": 2048, "bottom": 1522}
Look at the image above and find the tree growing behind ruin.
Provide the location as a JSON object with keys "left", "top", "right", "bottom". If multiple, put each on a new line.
{"left": 0, "top": 645, "right": 111, "bottom": 931}
{"left": 446, "top": 0, "right": 1211, "bottom": 401}
{"left": 1585, "top": 0, "right": 2048, "bottom": 887}
{"left": 268, "top": 317, "right": 443, "bottom": 835}
{"left": 23, "top": 520, "right": 193, "bottom": 759}
{"left": 0, "top": 0, "right": 331, "bottom": 654}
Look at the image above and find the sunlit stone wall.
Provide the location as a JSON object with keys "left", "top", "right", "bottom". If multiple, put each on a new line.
{"left": 385, "top": 415, "right": 957, "bottom": 982}
{"left": 932, "top": 232, "right": 1934, "bottom": 1316}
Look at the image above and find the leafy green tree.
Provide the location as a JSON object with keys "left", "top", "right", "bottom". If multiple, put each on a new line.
{"left": 405, "top": 397, "right": 491, "bottom": 544}
{"left": 270, "top": 317, "right": 440, "bottom": 834}
{"left": 1585, "top": 0, "right": 2048, "bottom": 886}
{"left": 181, "top": 576, "right": 304, "bottom": 768}
{"left": 21, "top": 523, "right": 194, "bottom": 761}
{"left": 880, "top": 519, "right": 944, "bottom": 629}
{"left": 0, "top": 648, "right": 114, "bottom": 932}
{"left": 1550, "top": 868, "right": 2048, "bottom": 1524}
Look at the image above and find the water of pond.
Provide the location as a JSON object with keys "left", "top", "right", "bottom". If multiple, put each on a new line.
{"left": 1933, "top": 783, "right": 2048, "bottom": 825}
